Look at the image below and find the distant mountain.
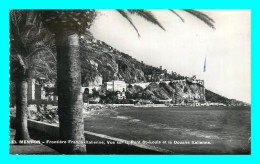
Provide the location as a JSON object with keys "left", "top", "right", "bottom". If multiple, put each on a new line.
{"left": 205, "top": 89, "right": 250, "bottom": 106}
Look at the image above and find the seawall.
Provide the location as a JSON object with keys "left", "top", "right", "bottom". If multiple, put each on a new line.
{"left": 9, "top": 116, "right": 172, "bottom": 154}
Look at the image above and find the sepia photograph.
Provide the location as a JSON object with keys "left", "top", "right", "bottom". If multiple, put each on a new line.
{"left": 9, "top": 9, "right": 251, "bottom": 155}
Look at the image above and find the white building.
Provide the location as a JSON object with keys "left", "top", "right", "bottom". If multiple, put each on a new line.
{"left": 103, "top": 80, "right": 126, "bottom": 92}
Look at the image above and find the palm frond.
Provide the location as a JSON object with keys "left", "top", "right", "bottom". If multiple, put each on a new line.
{"left": 128, "top": 10, "right": 165, "bottom": 31}
{"left": 10, "top": 10, "right": 26, "bottom": 35}
{"left": 26, "top": 47, "right": 56, "bottom": 62}
{"left": 169, "top": 10, "right": 185, "bottom": 22}
{"left": 116, "top": 10, "right": 140, "bottom": 37}
{"left": 20, "top": 25, "right": 36, "bottom": 38}
{"left": 26, "top": 10, "right": 37, "bottom": 26}
{"left": 183, "top": 10, "right": 215, "bottom": 29}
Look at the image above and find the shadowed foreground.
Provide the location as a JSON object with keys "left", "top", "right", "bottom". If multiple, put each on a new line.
{"left": 9, "top": 128, "right": 59, "bottom": 155}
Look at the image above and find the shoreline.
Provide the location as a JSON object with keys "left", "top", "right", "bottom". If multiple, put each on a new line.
{"left": 85, "top": 104, "right": 250, "bottom": 108}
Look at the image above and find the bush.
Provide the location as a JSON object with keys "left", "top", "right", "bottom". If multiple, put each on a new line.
{"left": 29, "top": 107, "right": 59, "bottom": 124}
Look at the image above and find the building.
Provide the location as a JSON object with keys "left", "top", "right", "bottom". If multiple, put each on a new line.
{"left": 102, "top": 80, "right": 127, "bottom": 100}
{"left": 27, "top": 78, "right": 47, "bottom": 101}
{"left": 146, "top": 73, "right": 165, "bottom": 82}
{"left": 103, "top": 80, "right": 126, "bottom": 92}
{"left": 186, "top": 75, "right": 204, "bottom": 86}
{"left": 35, "top": 83, "right": 47, "bottom": 100}
{"left": 27, "top": 78, "right": 58, "bottom": 102}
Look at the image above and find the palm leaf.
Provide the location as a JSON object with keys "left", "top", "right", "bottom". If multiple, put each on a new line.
{"left": 183, "top": 10, "right": 215, "bottom": 29}
{"left": 169, "top": 10, "right": 185, "bottom": 22}
{"left": 26, "top": 10, "right": 37, "bottom": 26}
{"left": 116, "top": 10, "right": 140, "bottom": 37}
{"left": 128, "top": 10, "right": 165, "bottom": 31}
{"left": 10, "top": 10, "right": 57, "bottom": 81}
{"left": 26, "top": 47, "right": 56, "bottom": 62}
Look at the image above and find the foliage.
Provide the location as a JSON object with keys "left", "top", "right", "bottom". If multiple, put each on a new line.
{"left": 116, "top": 9, "right": 215, "bottom": 37}
{"left": 10, "top": 10, "right": 57, "bottom": 107}
{"left": 29, "top": 107, "right": 58, "bottom": 124}
{"left": 40, "top": 10, "right": 97, "bottom": 34}
{"left": 10, "top": 10, "right": 57, "bottom": 81}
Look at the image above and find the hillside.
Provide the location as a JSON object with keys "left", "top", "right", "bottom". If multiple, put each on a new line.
{"left": 205, "top": 89, "right": 250, "bottom": 106}
{"left": 127, "top": 81, "right": 205, "bottom": 104}
{"left": 78, "top": 31, "right": 250, "bottom": 106}
{"left": 80, "top": 31, "right": 186, "bottom": 86}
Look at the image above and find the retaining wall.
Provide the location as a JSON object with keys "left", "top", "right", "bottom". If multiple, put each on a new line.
{"left": 10, "top": 116, "right": 172, "bottom": 154}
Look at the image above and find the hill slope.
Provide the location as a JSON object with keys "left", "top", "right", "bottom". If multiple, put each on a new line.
{"left": 80, "top": 32, "right": 186, "bottom": 85}
{"left": 78, "top": 31, "right": 249, "bottom": 106}
{"left": 205, "top": 89, "right": 249, "bottom": 106}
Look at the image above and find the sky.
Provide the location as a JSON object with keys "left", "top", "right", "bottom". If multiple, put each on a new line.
{"left": 89, "top": 10, "right": 251, "bottom": 103}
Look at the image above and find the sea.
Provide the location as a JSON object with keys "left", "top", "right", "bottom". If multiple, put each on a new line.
{"left": 84, "top": 106, "right": 251, "bottom": 154}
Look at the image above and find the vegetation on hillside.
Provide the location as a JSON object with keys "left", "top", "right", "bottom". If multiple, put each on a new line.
{"left": 205, "top": 89, "right": 249, "bottom": 106}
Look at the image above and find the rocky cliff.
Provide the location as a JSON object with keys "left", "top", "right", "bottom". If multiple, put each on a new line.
{"left": 127, "top": 81, "right": 205, "bottom": 104}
